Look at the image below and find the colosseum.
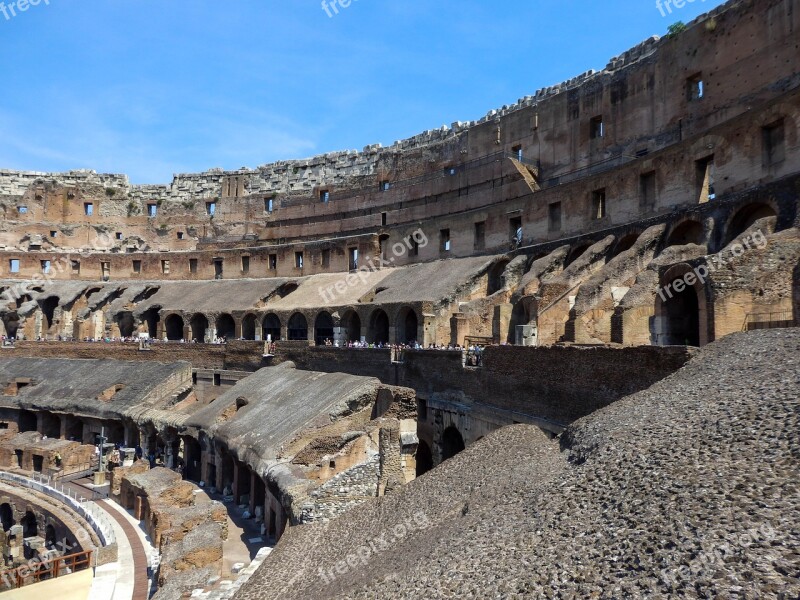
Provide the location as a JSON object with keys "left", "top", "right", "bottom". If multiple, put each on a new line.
{"left": 0, "top": 0, "right": 798, "bottom": 598}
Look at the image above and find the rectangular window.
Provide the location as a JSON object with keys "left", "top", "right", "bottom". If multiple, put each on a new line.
{"left": 177, "top": 231, "right": 184, "bottom": 240}
{"left": 512, "top": 144, "right": 523, "bottom": 161}
{"left": 206, "top": 202, "right": 216, "bottom": 216}
{"left": 101, "top": 261, "right": 110, "bottom": 280}
{"left": 590, "top": 116, "right": 604, "bottom": 139}
{"left": 17, "top": 206, "right": 27, "bottom": 214}
{"left": 148, "top": 204, "right": 157, "bottom": 217}
{"left": 591, "top": 189, "right": 607, "bottom": 220}
{"left": 269, "top": 254, "right": 277, "bottom": 270}
{"left": 320, "top": 190, "right": 330, "bottom": 203}
{"left": 474, "top": 221, "right": 486, "bottom": 250}
{"left": 321, "top": 249, "right": 330, "bottom": 268}
{"left": 640, "top": 172, "right": 657, "bottom": 209}
{"left": 161, "top": 260, "right": 170, "bottom": 275}
{"left": 295, "top": 251, "right": 304, "bottom": 269}
{"left": 266, "top": 198, "right": 274, "bottom": 213}
{"left": 84, "top": 203, "right": 94, "bottom": 216}
{"left": 763, "top": 119, "right": 785, "bottom": 166}
{"left": 214, "top": 259, "right": 223, "bottom": 279}
{"left": 349, "top": 247, "right": 359, "bottom": 271}
{"left": 695, "top": 157, "right": 715, "bottom": 203}
{"left": 189, "top": 258, "right": 198, "bottom": 274}
{"left": 132, "top": 260, "right": 142, "bottom": 274}
{"left": 115, "top": 232, "right": 123, "bottom": 240}
{"left": 241, "top": 256, "right": 250, "bottom": 274}
{"left": 548, "top": 202, "right": 562, "bottom": 232}
{"left": 687, "top": 73, "right": 704, "bottom": 101}
{"left": 440, "top": 229, "right": 451, "bottom": 253}
{"left": 381, "top": 212, "right": 387, "bottom": 226}
{"left": 71, "top": 260, "right": 80, "bottom": 275}
{"left": 49, "top": 231, "right": 57, "bottom": 238}
{"left": 41, "top": 260, "right": 51, "bottom": 274}
{"left": 380, "top": 181, "right": 390, "bottom": 191}
{"left": 509, "top": 216, "right": 522, "bottom": 245}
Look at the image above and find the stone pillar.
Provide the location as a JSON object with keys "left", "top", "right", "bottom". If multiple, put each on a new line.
{"left": 234, "top": 319, "right": 242, "bottom": 340}
{"left": 232, "top": 462, "right": 241, "bottom": 502}
{"left": 59, "top": 415, "right": 68, "bottom": 440}
{"left": 249, "top": 471, "right": 258, "bottom": 515}
{"left": 493, "top": 304, "right": 513, "bottom": 344}
{"left": 450, "top": 313, "right": 469, "bottom": 347}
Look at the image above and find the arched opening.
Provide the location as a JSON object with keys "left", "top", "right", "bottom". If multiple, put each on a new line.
{"left": 725, "top": 203, "right": 777, "bottom": 244}
{"left": 287, "top": 313, "right": 308, "bottom": 341}
{"left": 508, "top": 299, "right": 531, "bottom": 344}
{"left": 241, "top": 314, "right": 258, "bottom": 340}
{"left": 666, "top": 220, "right": 704, "bottom": 247}
{"left": 2, "top": 312, "right": 20, "bottom": 338}
{"left": 141, "top": 307, "right": 160, "bottom": 338}
{"left": 314, "top": 312, "right": 334, "bottom": 345}
{"left": 165, "top": 314, "right": 184, "bottom": 341}
{"left": 45, "top": 524, "right": 56, "bottom": 548}
{"left": 613, "top": 233, "right": 640, "bottom": 257}
{"left": 0, "top": 503, "right": 13, "bottom": 531}
{"left": 40, "top": 296, "right": 59, "bottom": 332}
{"left": 190, "top": 314, "right": 209, "bottom": 343}
{"left": 215, "top": 314, "right": 235, "bottom": 340}
{"left": 19, "top": 410, "right": 37, "bottom": 433}
{"left": 263, "top": 314, "right": 281, "bottom": 342}
{"left": 487, "top": 260, "right": 510, "bottom": 295}
{"left": 368, "top": 309, "right": 390, "bottom": 344}
{"left": 22, "top": 511, "right": 37, "bottom": 538}
{"left": 658, "top": 272, "right": 702, "bottom": 347}
{"left": 40, "top": 412, "right": 60, "bottom": 438}
{"left": 416, "top": 440, "right": 433, "bottom": 477}
{"left": 341, "top": 310, "right": 361, "bottom": 343}
{"left": 565, "top": 243, "right": 592, "bottom": 268}
{"left": 397, "top": 307, "right": 419, "bottom": 345}
{"left": 117, "top": 312, "right": 136, "bottom": 338}
{"left": 441, "top": 426, "right": 466, "bottom": 461}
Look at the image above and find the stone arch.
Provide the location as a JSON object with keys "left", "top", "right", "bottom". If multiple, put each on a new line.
{"left": 396, "top": 307, "right": 419, "bottom": 345}
{"left": 666, "top": 219, "right": 705, "bottom": 247}
{"left": 241, "top": 313, "right": 258, "bottom": 341}
{"left": 487, "top": 259, "right": 510, "bottom": 295}
{"left": 164, "top": 314, "right": 184, "bottom": 341}
{"left": 340, "top": 310, "right": 361, "bottom": 343}
{"left": 367, "top": 309, "right": 390, "bottom": 344}
{"left": 416, "top": 440, "right": 433, "bottom": 477}
{"left": 117, "top": 311, "right": 136, "bottom": 338}
{"left": 2, "top": 312, "right": 20, "bottom": 338}
{"left": 215, "top": 314, "right": 236, "bottom": 340}
{"left": 40, "top": 296, "right": 60, "bottom": 332}
{"left": 190, "top": 314, "right": 209, "bottom": 343}
{"left": 141, "top": 307, "right": 160, "bottom": 338}
{"left": 441, "top": 426, "right": 466, "bottom": 461}
{"left": 314, "top": 311, "right": 335, "bottom": 345}
{"left": 612, "top": 232, "right": 640, "bottom": 257}
{"left": 724, "top": 202, "right": 778, "bottom": 246}
{"left": 21, "top": 510, "right": 37, "bottom": 538}
{"left": 565, "top": 243, "right": 592, "bottom": 267}
{"left": 0, "top": 503, "right": 13, "bottom": 531}
{"left": 262, "top": 313, "right": 281, "bottom": 342}
{"left": 654, "top": 264, "right": 709, "bottom": 347}
{"left": 287, "top": 313, "right": 308, "bottom": 341}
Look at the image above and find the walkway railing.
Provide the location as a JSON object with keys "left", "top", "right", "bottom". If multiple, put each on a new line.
{"left": 0, "top": 471, "right": 116, "bottom": 548}
{"left": 0, "top": 550, "right": 93, "bottom": 592}
{"left": 742, "top": 310, "right": 795, "bottom": 331}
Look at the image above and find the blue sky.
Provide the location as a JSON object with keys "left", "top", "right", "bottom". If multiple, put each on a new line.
{"left": 0, "top": 0, "right": 725, "bottom": 183}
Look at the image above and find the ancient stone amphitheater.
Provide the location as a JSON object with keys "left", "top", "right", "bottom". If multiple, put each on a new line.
{"left": 0, "top": 0, "right": 797, "bottom": 598}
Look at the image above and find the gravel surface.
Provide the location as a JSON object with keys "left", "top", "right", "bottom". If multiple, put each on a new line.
{"left": 236, "top": 328, "right": 800, "bottom": 600}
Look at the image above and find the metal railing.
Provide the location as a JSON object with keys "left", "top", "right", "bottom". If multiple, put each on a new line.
{"left": 0, "top": 550, "right": 93, "bottom": 591}
{"left": 742, "top": 310, "right": 795, "bottom": 331}
{"left": 0, "top": 471, "right": 116, "bottom": 548}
